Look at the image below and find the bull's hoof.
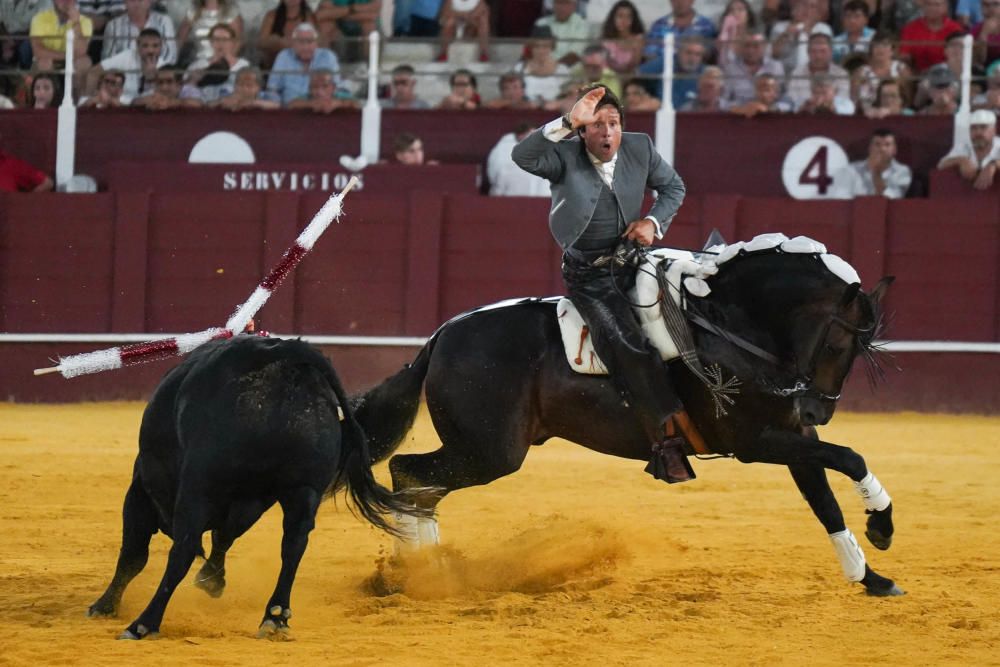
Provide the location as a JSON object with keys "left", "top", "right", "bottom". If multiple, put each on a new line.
{"left": 87, "top": 599, "right": 117, "bottom": 618}
{"left": 860, "top": 568, "right": 905, "bottom": 597}
{"left": 257, "top": 606, "right": 293, "bottom": 641}
{"left": 194, "top": 566, "right": 226, "bottom": 598}
{"left": 118, "top": 623, "right": 159, "bottom": 640}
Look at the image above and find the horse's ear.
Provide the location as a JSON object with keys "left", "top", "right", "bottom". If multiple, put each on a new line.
{"left": 869, "top": 276, "right": 894, "bottom": 305}
{"left": 840, "top": 282, "right": 862, "bottom": 308}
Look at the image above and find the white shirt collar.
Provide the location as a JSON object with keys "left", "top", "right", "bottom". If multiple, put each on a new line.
{"left": 587, "top": 150, "right": 617, "bottom": 187}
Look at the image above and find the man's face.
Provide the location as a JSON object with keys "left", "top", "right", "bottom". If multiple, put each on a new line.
{"left": 100, "top": 73, "right": 124, "bottom": 97}
{"left": 54, "top": 0, "right": 75, "bottom": 16}
{"left": 623, "top": 84, "right": 645, "bottom": 109}
{"left": 396, "top": 139, "right": 424, "bottom": 165}
{"left": 923, "top": 0, "right": 947, "bottom": 21}
{"left": 807, "top": 39, "right": 832, "bottom": 68}
{"left": 842, "top": 9, "right": 867, "bottom": 34}
{"left": 945, "top": 39, "right": 963, "bottom": 66}
{"left": 678, "top": 42, "right": 705, "bottom": 71}
{"left": 392, "top": 73, "right": 415, "bottom": 101}
{"left": 154, "top": 72, "right": 180, "bottom": 98}
{"left": 451, "top": 74, "right": 474, "bottom": 100}
{"left": 125, "top": 0, "right": 150, "bottom": 16}
{"left": 210, "top": 29, "right": 236, "bottom": 59}
{"left": 878, "top": 83, "right": 902, "bottom": 108}
{"left": 868, "top": 134, "right": 897, "bottom": 162}
{"left": 985, "top": 0, "right": 1000, "bottom": 17}
{"left": 581, "top": 105, "right": 622, "bottom": 163}
{"left": 756, "top": 77, "right": 778, "bottom": 104}
{"left": 310, "top": 73, "right": 335, "bottom": 100}
{"left": 971, "top": 123, "right": 996, "bottom": 150}
{"left": 740, "top": 35, "right": 766, "bottom": 65}
{"left": 582, "top": 52, "right": 606, "bottom": 79}
{"left": 138, "top": 35, "right": 162, "bottom": 62}
{"left": 235, "top": 72, "right": 260, "bottom": 98}
{"left": 670, "top": 0, "right": 695, "bottom": 16}
{"left": 552, "top": 0, "right": 576, "bottom": 21}
{"left": 293, "top": 32, "right": 318, "bottom": 61}
{"left": 501, "top": 77, "right": 524, "bottom": 100}
{"left": 791, "top": 0, "right": 819, "bottom": 22}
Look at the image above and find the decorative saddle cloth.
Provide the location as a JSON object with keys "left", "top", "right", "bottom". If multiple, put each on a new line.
{"left": 556, "top": 233, "right": 858, "bottom": 376}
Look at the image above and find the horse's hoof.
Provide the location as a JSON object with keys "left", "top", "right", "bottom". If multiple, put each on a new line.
{"left": 865, "top": 583, "right": 905, "bottom": 597}
{"left": 117, "top": 624, "right": 159, "bottom": 640}
{"left": 256, "top": 619, "right": 293, "bottom": 641}
{"left": 87, "top": 601, "right": 117, "bottom": 618}
{"left": 194, "top": 572, "right": 226, "bottom": 598}
{"left": 865, "top": 527, "right": 892, "bottom": 551}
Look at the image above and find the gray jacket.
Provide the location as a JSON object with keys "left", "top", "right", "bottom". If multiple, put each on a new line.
{"left": 511, "top": 127, "right": 685, "bottom": 250}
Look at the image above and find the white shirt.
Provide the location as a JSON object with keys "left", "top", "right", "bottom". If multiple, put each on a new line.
{"left": 100, "top": 47, "right": 171, "bottom": 103}
{"left": 833, "top": 159, "right": 912, "bottom": 199}
{"left": 487, "top": 133, "right": 551, "bottom": 197}
{"left": 941, "top": 136, "right": 1000, "bottom": 170}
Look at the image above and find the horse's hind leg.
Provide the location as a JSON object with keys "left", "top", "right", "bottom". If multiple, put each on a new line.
{"left": 88, "top": 476, "right": 158, "bottom": 618}
{"left": 257, "top": 487, "right": 321, "bottom": 640}
{"left": 195, "top": 498, "right": 274, "bottom": 598}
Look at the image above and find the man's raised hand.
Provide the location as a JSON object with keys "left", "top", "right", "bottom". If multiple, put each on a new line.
{"left": 568, "top": 87, "right": 606, "bottom": 129}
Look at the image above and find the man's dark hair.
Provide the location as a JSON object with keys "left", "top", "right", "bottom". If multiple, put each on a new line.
{"left": 582, "top": 44, "right": 608, "bottom": 58}
{"left": 499, "top": 71, "right": 525, "bottom": 87}
{"left": 449, "top": 68, "right": 477, "bottom": 88}
{"left": 843, "top": 0, "right": 870, "bottom": 16}
{"left": 157, "top": 66, "right": 182, "bottom": 82}
{"left": 393, "top": 132, "right": 419, "bottom": 153}
{"left": 807, "top": 32, "right": 833, "bottom": 47}
{"left": 872, "top": 127, "right": 894, "bottom": 139}
{"left": 138, "top": 28, "right": 162, "bottom": 41}
{"left": 576, "top": 83, "right": 624, "bottom": 130}
{"left": 392, "top": 64, "right": 415, "bottom": 77}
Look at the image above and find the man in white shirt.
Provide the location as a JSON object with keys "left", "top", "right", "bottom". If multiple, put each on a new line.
{"left": 785, "top": 33, "right": 849, "bottom": 110}
{"left": 486, "top": 124, "right": 551, "bottom": 197}
{"left": 938, "top": 109, "right": 1000, "bottom": 190}
{"left": 101, "top": 0, "right": 175, "bottom": 63}
{"left": 834, "top": 128, "right": 912, "bottom": 199}
{"left": 87, "top": 26, "right": 167, "bottom": 103}
{"left": 533, "top": 0, "right": 592, "bottom": 65}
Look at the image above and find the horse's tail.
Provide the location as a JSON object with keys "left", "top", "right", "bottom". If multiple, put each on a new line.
{"left": 350, "top": 336, "right": 436, "bottom": 463}
{"left": 316, "top": 350, "right": 431, "bottom": 535}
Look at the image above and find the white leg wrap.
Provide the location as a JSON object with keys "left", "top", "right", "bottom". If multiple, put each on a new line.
{"left": 829, "top": 529, "right": 866, "bottom": 582}
{"left": 393, "top": 512, "right": 420, "bottom": 555}
{"left": 854, "top": 471, "right": 892, "bottom": 512}
{"left": 416, "top": 517, "right": 440, "bottom": 546}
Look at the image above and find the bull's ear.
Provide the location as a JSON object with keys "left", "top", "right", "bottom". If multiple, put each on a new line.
{"left": 869, "top": 276, "right": 895, "bottom": 305}
{"left": 840, "top": 282, "right": 862, "bottom": 308}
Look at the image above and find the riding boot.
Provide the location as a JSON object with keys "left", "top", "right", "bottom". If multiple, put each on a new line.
{"left": 643, "top": 415, "right": 697, "bottom": 484}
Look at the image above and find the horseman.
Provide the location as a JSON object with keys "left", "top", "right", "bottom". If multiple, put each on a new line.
{"left": 512, "top": 83, "right": 699, "bottom": 483}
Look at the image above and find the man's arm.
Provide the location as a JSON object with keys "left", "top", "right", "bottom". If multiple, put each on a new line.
{"left": 33, "top": 176, "right": 55, "bottom": 192}
{"left": 643, "top": 134, "right": 685, "bottom": 235}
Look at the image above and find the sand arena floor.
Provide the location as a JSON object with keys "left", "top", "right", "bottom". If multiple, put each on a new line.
{"left": 0, "top": 403, "right": 998, "bottom": 666}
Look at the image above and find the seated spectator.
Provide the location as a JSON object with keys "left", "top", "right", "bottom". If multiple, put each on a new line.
{"left": 854, "top": 33, "right": 911, "bottom": 113}
{"left": 899, "top": 0, "right": 962, "bottom": 72}
{"left": 177, "top": 0, "right": 242, "bottom": 64}
{"left": 184, "top": 23, "right": 249, "bottom": 104}
{"left": 722, "top": 28, "right": 784, "bottom": 108}
{"left": 1, "top": 0, "right": 48, "bottom": 69}
{"left": 918, "top": 76, "right": 958, "bottom": 114}
{"left": 78, "top": 1, "right": 124, "bottom": 36}
{"left": 101, "top": 0, "right": 175, "bottom": 64}
{"left": 569, "top": 44, "right": 621, "bottom": 97}
{"left": 0, "top": 93, "right": 14, "bottom": 109}
{"left": 641, "top": 0, "right": 716, "bottom": 75}
{"left": 382, "top": 64, "right": 429, "bottom": 109}
{"left": 883, "top": 0, "right": 922, "bottom": 35}
{"left": 315, "top": 0, "right": 381, "bottom": 59}
{"left": 864, "top": 78, "right": 914, "bottom": 118}
{"left": 288, "top": 69, "right": 357, "bottom": 112}
{"left": 79, "top": 68, "right": 125, "bottom": 107}
{"left": 87, "top": 27, "right": 167, "bottom": 103}
{"left": 514, "top": 26, "right": 571, "bottom": 104}
{"left": 534, "top": 0, "right": 593, "bottom": 65}
{"left": 665, "top": 34, "right": 706, "bottom": 107}
{"left": 486, "top": 123, "right": 551, "bottom": 197}
{"left": 914, "top": 32, "right": 982, "bottom": 109}
{"left": 600, "top": 0, "right": 644, "bottom": 76}
{"left": 622, "top": 77, "right": 661, "bottom": 110}
{"left": 131, "top": 66, "right": 202, "bottom": 109}
{"left": 679, "top": 65, "right": 724, "bottom": 112}
{"left": 485, "top": 72, "right": 538, "bottom": 109}
{"left": 728, "top": 71, "right": 793, "bottom": 116}
{"left": 786, "top": 33, "right": 848, "bottom": 110}
{"left": 215, "top": 67, "right": 281, "bottom": 110}
{"left": 798, "top": 72, "right": 855, "bottom": 114}
{"left": 716, "top": 0, "right": 758, "bottom": 67}
{"left": 833, "top": 0, "right": 874, "bottom": 64}
{"left": 266, "top": 23, "right": 341, "bottom": 106}
{"left": 833, "top": 128, "right": 912, "bottom": 198}
{"left": 437, "top": 67, "right": 480, "bottom": 109}
{"left": 938, "top": 108, "right": 1000, "bottom": 189}
{"left": 30, "top": 0, "right": 93, "bottom": 79}
{"left": 437, "top": 0, "right": 490, "bottom": 63}
{"left": 769, "top": 0, "right": 832, "bottom": 74}
{"left": 399, "top": 0, "right": 443, "bottom": 38}
{"left": 28, "top": 71, "right": 62, "bottom": 108}
{"left": 973, "top": 0, "right": 1000, "bottom": 66}
{"left": 543, "top": 78, "right": 584, "bottom": 112}
{"left": 0, "top": 131, "right": 54, "bottom": 192}
{"left": 392, "top": 132, "right": 427, "bottom": 165}
{"left": 258, "top": 0, "right": 317, "bottom": 70}
{"left": 973, "top": 60, "right": 1000, "bottom": 109}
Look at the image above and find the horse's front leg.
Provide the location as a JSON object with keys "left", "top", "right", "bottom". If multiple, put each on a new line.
{"left": 738, "top": 427, "right": 902, "bottom": 596}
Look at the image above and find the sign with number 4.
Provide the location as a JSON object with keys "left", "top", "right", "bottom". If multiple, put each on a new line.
{"left": 782, "top": 136, "right": 849, "bottom": 199}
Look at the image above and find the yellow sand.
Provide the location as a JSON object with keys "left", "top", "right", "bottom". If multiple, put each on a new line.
{"left": 0, "top": 403, "right": 998, "bottom": 666}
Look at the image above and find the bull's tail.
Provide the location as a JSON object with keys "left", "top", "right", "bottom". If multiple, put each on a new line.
{"left": 313, "top": 354, "right": 431, "bottom": 535}
{"left": 350, "top": 339, "right": 436, "bottom": 463}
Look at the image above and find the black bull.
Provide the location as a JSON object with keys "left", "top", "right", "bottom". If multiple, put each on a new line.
{"left": 88, "top": 335, "right": 426, "bottom": 639}
{"left": 353, "top": 250, "right": 903, "bottom": 596}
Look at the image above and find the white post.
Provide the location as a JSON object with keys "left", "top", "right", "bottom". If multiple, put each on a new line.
{"left": 954, "top": 34, "right": 973, "bottom": 149}
{"left": 655, "top": 32, "right": 676, "bottom": 164}
{"left": 360, "top": 30, "right": 382, "bottom": 165}
{"left": 55, "top": 28, "right": 77, "bottom": 189}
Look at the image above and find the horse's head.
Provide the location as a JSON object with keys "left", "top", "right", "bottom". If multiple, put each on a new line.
{"left": 787, "top": 276, "right": 893, "bottom": 426}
